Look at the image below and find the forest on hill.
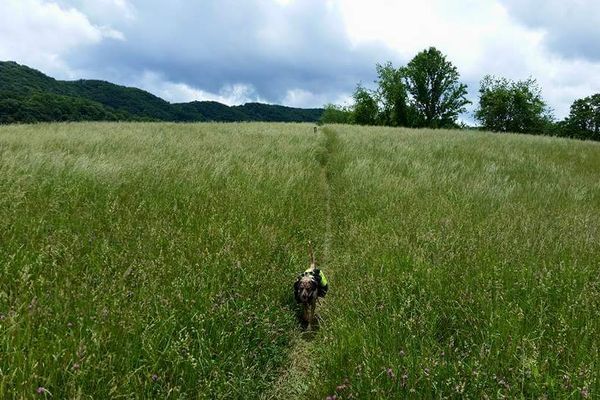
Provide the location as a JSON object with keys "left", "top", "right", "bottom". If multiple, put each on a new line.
{"left": 0, "top": 62, "right": 323, "bottom": 124}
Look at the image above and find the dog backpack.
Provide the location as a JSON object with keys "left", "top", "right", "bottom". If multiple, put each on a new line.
{"left": 311, "top": 268, "right": 328, "bottom": 298}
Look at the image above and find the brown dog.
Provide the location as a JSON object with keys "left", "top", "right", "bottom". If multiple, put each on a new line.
{"left": 294, "top": 241, "right": 328, "bottom": 329}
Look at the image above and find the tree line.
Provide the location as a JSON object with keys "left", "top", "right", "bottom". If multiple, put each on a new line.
{"left": 321, "top": 47, "right": 600, "bottom": 141}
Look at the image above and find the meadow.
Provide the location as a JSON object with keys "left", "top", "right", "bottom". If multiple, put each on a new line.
{"left": 0, "top": 122, "right": 599, "bottom": 399}
{"left": 308, "top": 126, "right": 600, "bottom": 399}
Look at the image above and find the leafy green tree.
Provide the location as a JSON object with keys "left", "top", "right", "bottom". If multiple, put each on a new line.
{"left": 562, "top": 94, "right": 600, "bottom": 141}
{"left": 320, "top": 103, "right": 353, "bottom": 124}
{"left": 403, "top": 47, "right": 470, "bottom": 128}
{"left": 375, "top": 62, "right": 411, "bottom": 126}
{"left": 475, "top": 75, "right": 553, "bottom": 134}
{"left": 352, "top": 84, "right": 378, "bottom": 125}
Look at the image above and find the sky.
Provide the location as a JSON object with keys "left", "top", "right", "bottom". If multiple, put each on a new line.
{"left": 1, "top": 0, "right": 599, "bottom": 120}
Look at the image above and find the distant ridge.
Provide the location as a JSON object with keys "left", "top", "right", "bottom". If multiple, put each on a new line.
{"left": 0, "top": 61, "right": 323, "bottom": 124}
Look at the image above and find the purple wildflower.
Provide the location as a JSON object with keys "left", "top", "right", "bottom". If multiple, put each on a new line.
{"left": 151, "top": 374, "right": 159, "bottom": 382}
{"left": 36, "top": 387, "right": 46, "bottom": 395}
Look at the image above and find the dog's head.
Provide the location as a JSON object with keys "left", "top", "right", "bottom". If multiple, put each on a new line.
{"left": 294, "top": 274, "right": 318, "bottom": 304}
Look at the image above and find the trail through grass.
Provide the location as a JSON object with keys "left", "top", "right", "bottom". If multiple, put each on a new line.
{"left": 1, "top": 122, "right": 599, "bottom": 399}
{"left": 0, "top": 122, "right": 327, "bottom": 399}
{"left": 305, "top": 125, "right": 600, "bottom": 399}
{"left": 264, "top": 127, "right": 338, "bottom": 399}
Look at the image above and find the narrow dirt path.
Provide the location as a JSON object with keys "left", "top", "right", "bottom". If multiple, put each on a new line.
{"left": 319, "top": 127, "right": 336, "bottom": 267}
{"left": 263, "top": 127, "right": 338, "bottom": 400}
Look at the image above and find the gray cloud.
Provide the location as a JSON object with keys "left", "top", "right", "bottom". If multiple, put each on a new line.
{"left": 3, "top": 0, "right": 599, "bottom": 115}
{"left": 500, "top": 0, "right": 600, "bottom": 61}
{"left": 63, "top": 0, "right": 398, "bottom": 107}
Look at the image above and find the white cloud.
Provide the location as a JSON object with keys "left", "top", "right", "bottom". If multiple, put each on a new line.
{"left": 0, "top": 0, "right": 95, "bottom": 76}
{"left": 99, "top": 26, "right": 126, "bottom": 41}
{"left": 0, "top": 0, "right": 125, "bottom": 78}
{"left": 283, "top": 88, "right": 352, "bottom": 108}
{"left": 56, "top": 0, "right": 136, "bottom": 22}
{"left": 1, "top": 0, "right": 599, "bottom": 115}
{"left": 135, "top": 71, "right": 265, "bottom": 105}
{"left": 334, "top": 0, "right": 600, "bottom": 118}
{"left": 283, "top": 89, "right": 324, "bottom": 108}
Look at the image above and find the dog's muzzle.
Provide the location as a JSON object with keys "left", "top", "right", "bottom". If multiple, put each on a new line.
{"left": 300, "top": 291, "right": 310, "bottom": 302}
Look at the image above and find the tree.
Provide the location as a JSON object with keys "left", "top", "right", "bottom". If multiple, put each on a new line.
{"left": 352, "top": 84, "right": 378, "bottom": 125}
{"left": 562, "top": 94, "right": 600, "bottom": 141}
{"left": 403, "top": 47, "right": 470, "bottom": 128}
{"left": 475, "top": 75, "right": 553, "bottom": 134}
{"left": 320, "top": 103, "right": 353, "bottom": 124}
{"left": 375, "top": 62, "right": 411, "bottom": 126}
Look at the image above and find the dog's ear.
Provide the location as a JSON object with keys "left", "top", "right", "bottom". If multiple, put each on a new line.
{"left": 313, "top": 269, "right": 322, "bottom": 284}
{"left": 318, "top": 283, "right": 328, "bottom": 298}
{"left": 293, "top": 280, "right": 302, "bottom": 303}
{"left": 311, "top": 279, "right": 319, "bottom": 292}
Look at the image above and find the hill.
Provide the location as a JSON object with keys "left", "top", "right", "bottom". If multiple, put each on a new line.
{"left": 172, "top": 101, "right": 247, "bottom": 122}
{"left": 0, "top": 61, "right": 323, "bottom": 123}
{"left": 234, "top": 102, "right": 323, "bottom": 122}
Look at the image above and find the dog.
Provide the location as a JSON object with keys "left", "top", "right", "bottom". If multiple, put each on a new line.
{"left": 294, "top": 241, "right": 328, "bottom": 329}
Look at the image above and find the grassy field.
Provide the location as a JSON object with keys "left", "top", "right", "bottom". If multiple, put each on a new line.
{"left": 1, "top": 122, "right": 599, "bottom": 399}
{"left": 309, "top": 126, "right": 600, "bottom": 399}
{"left": 0, "top": 123, "right": 328, "bottom": 399}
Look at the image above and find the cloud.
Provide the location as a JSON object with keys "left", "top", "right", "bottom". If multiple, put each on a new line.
{"left": 499, "top": 0, "right": 600, "bottom": 61}
{"left": 63, "top": 0, "right": 391, "bottom": 106}
{"left": 282, "top": 88, "right": 353, "bottom": 108}
{"left": 1, "top": 0, "right": 599, "bottom": 118}
{"left": 55, "top": 0, "right": 136, "bottom": 22}
{"left": 336, "top": 0, "right": 600, "bottom": 119}
{"left": 135, "top": 71, "right": 265, "bottom": 105}
{"left": 0, "top": 0, "right": 124, "bottom": 78}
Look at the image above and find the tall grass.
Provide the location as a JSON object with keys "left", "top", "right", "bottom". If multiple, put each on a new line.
{"left": 1, "top": 122, "right": 599, "bottom": 399}
{"left": 0, "top": 122, "right": 327, "bottom": 399}
{"left": 310, "top": 125, "right": 600, "bottom": 399}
